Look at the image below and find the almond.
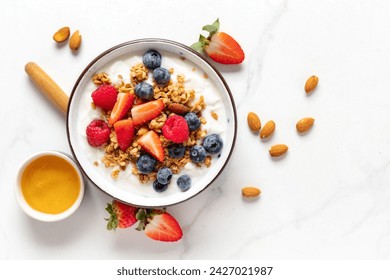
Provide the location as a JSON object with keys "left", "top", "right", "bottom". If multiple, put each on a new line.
{"left": 269, "top": 144, "right": 288, "bottom": 157}
{"left": 242, "top": 186, "right": 261, "bottom": 198}
{"left": 260, "top": 120, "right": 275, "bottom": 139}
{"left": 296, "top": 117, "right": 315, "bottom": 133}
{"left": 53, "top": 27, "right": 70, "bottom": 43}
{"left": 168, "top": 103, "right": 190, "bottom": 115}
{"left": 69, "top": 30, "right": 82, "bottom": 51}
{"left": 247, "top": 112, "right": 261, "bottom": 131}
{"left": 304, "top": 75, "right": 319, "bottom": 94}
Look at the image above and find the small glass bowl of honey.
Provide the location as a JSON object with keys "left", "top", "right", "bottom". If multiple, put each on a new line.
{"left": 16, "top": 151, "right": 85, "bottom": 222}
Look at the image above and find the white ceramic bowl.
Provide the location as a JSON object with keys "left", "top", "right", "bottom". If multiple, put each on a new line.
{"left": 67, "top": 39, "right": 237, "bottom": 208}
{"left": 15, "top": 151, "right": 85, "bottom": 222}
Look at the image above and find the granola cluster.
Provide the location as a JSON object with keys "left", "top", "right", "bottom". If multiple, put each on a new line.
{"left": 90, "top": 62, "right": 209, "bottom": 183}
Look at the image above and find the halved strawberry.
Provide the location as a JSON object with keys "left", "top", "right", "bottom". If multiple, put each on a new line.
{"left": 131, "top": 99, "right": 164, "bottom": 126}
{"left": 137, "top": 130, "right": 164, "bottom": 162}
{"left": 191, "top": 18, "right": 245, "bottom": 64}
{"left": 114, "top": 119, "right": 134, "bottom": 151}
{"left": 105, "top": 200, "right": 138, "bottom": 230}
{"left": 144, "top": 212, "right": 183, "bottom": 242}
{"left": 108, "top": 92, "right": 135, "bottom": 125}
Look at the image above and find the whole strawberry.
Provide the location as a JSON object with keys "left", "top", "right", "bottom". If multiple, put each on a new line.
{"left": 191, "top": 18, "right": 245, "bottom": 64}
{"left": 105, "top": 200, "right": 138, "bottom": 230}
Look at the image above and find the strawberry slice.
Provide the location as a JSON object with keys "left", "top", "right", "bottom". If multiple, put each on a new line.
{"left": 114, "top": 119, "right": 134, "bottom": 151}
{"left": 204, "top": 32, "right": 244, "bottom": 64}
{"left": 131, "top": 99, "right": 164, "bottom": 127}
{"left": 105, "top": 200, "right": 138, "bottom": 230}
{"left": 191, "top": 18, "right": 245, "bottom": 64}
{"left": 144, "top": 212, "right": 183, "bottom": 242}
{"left": 138, "top": 130, "right": 164, "bottom": 162}
{"left": 108, "top": 92, "right": 135, "bottom": 125}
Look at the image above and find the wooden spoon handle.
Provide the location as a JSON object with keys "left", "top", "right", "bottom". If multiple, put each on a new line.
{"left": 25, "top": 62, "right": 69, "bottom": 114}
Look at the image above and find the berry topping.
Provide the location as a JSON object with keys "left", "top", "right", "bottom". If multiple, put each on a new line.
{"left": 131, "top": 99, "right": 164, "bottom": 127}
{"left": 136, "top": 154, "right": 156, "bottom": 174}
{"left": 157, "top": 167, "right": 173, "bottom": 185}
{"left": 144, "top": 212, "right": 183, "bottom": 242}
{"left": 142, "top": 49, "right": 162, "bottom": 70}
{"left": 91, "top": 84, "right": 118, "bottom": 111}
{"left": 190, "top": 145, "right": 207, "bottom": 163}
{"left": 114, "top": 119, "right": 134, "bottom": 151}
{"left": 153, "top": 180, "right": 168, "bottom": 193}
{"left": 86, "top": 119, "right": 110, "bottom": 147}
{"left": 153, "top": 67, "right": 171, "bottom": 85}
{"left": 184, "top": 112, "right": 201, "bottom": 131}
{"left": 135, "top": 82, "right": 154, "bottom": 101}
{"left": 203, "top": 134, "right": 223, "bottom": 154}
{"left": 162, "top": 115, "right": 189, "bottom": 143}
{"left": 168, "top": 144, "right": 186, "bottom": 159}
{"left": 137, "top": 130, "right": 164, "bottom": 162}
{"left": 177, "top": 174, "right": 191, "bottom": 192}
{"left": 105, "top": 200, "right": 138, "bottom": 230}
{"left": 191, "top": 19, "right": 245, "bottom": 64}
{"left": 108, "top": 92, "right": 135, "bottom": 125}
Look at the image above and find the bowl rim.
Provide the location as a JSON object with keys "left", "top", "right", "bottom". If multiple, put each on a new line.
{"left": 15, "top": 150, "right": 85, "bottom": 222}
{"left": 66, "top": 38, "right": 237, "bottom": 208}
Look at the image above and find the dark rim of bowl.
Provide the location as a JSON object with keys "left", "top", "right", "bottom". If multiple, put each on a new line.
{"left": 66, "top": 38, "right": 238, "bottom": 208}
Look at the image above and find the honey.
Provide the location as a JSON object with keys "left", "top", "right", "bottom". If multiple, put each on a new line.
{"left": 20, "top": 155, "right": 80, "bottom": 214}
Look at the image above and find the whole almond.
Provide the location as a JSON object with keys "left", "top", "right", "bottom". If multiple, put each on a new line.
{"left": 69, "top": 30, "right": 82, "bottom": 50}
{"left": 168, "top": 103, "right": 190, "bottom": 115}
{"left": 247, "top": 112, "right": 261, "bottom": 131}
{"left": 260, "top": 120, "right": 275, "bottom": 139}
{"left": 304, "top": 75, "right": 319, "bottom": 94}
{"left": 53, "top": 27, "right": 70, "bottom": 43}
{"left": 296, "top": 117, "right": 315, "bottom": 133}
{"left": 242, "top": 186, "right": 261, "bottom": 198}
{"left": 269, "top": 144, "right": 288, "bottom": 157}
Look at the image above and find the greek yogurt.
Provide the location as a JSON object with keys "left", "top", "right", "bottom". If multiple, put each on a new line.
{"left": 77, "top": 50, "right": 229, "bottom": 199}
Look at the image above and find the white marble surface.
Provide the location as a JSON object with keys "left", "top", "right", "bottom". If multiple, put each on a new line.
{"left": 1, "top": 0, "right": 390, "bottom": 259}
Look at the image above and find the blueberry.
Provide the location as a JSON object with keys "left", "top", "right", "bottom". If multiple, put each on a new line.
{"left": 190, "top": 145, "right": 207, "bottom": 163}
{"left": 135, "top": 82, "right": 154, "bottom": 100}
{"left": 142, "top": 50, "right": 162, "bottom": 70}
{"left": 177, "top": 174, "right": 191, "bottom": 192}
{"left": 203, "top": 134, "right": 223, "bottom": 154}
{"left": 168, "top": 144, "right": 186, "bottom": 158}
{"left": 157, "top": 167, "right": 173, "bottom": 185}
{"left": 184, "top": 112, "right": 201, "bottom": 131}
{"left": 153, "top": 180, "right": 168, "bottom": 192}
{"left": 153, "top": 67, "right": 171, "bottom": 85}
{"left": 136, "top": 154, "right": 156, "bottom": 174}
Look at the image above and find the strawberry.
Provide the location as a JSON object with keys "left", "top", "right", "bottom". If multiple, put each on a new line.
{"left": 144, "top": 212, "right": 183, "bottom": 242}
{"left": 86, "top": 119, "right": 111, "bottom": 147}
{"left": 114, "top": 119, "right": 134, "bottom": 151}
{"left": 105, "top": 200, "right": 138, "bottom": 230}
{"left": 137, "top": 130, "right": 164, "bottom": 162}
{"left": 131, "top": 99, "right": 164, "bottom": 126}
{"left": 91, "top": 85, "right": 118, "bottom": 111}
{"left": 191, "top": 18, "right": 245, "bottom": 64}
{"left": 162, "top": 115, "right": 189, "bottom": 143}
{"left": 108, "top": 92, "right": 135, "bottom": 125}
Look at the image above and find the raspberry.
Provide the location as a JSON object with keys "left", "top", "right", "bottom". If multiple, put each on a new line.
{"left": 162, "top": 115, "right": 189, "bottom": 143}
{"left": 86, "top": 120, "right": 111, "bottom": 147}
{"left": 91, "top": 85, "right": 118, "bottom": 111}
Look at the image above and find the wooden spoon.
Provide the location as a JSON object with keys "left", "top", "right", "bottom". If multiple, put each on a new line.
{"left": 25, "top": 62, "right": 69, "bottom": 114}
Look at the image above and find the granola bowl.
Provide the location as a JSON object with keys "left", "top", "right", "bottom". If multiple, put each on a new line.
{"left": 67, "top": 38, "right": 237, "bottom": 208}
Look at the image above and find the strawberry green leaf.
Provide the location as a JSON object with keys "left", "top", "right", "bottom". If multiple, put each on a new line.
{"left": 135, "top": 220, "right": 145, "bottom": 231}
{"left": 202, "top": 24, "right": 218, "bottom": 34}
{"left": 212, "top": 18, "right": 220, "bottom": 31}
{"left": 136, "top": 208, "right": 147, "bottom": 221}
{"left": 191, "top": 41, "right": 205, "bottom": 53}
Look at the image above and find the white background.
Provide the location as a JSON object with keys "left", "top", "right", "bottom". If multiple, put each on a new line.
{"left": 1, "top": 0, "right": 390, "bottom": 262}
